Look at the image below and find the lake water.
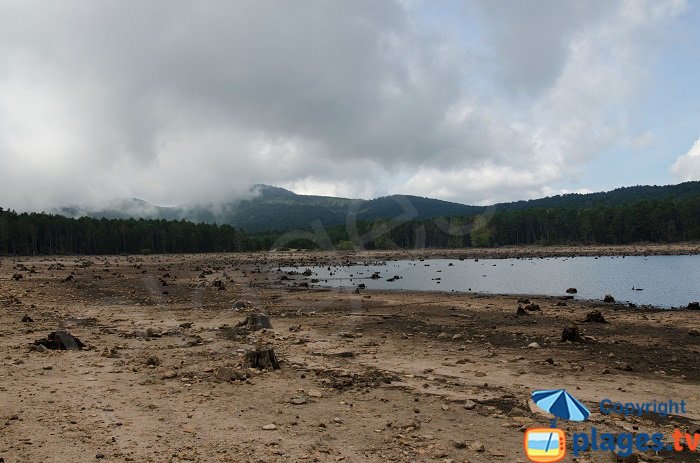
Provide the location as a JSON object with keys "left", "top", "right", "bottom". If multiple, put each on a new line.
{"left": 287, "top": 255, "right": 700, "bottom": 308}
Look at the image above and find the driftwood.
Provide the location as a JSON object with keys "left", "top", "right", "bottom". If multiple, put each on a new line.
{"left": 244, "top": 347, "right": 280, "bottom": 370}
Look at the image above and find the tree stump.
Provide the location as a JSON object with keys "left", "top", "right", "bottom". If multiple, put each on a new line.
{"left": 34, "top": 331, "right": 86, "bottom": 350}
{"left": 238, "top": 313, "right": 273, "bottom": 331}
{"left": 583, "top": 310, "right": 607, "bottom": 323}
{"left": 244, "top": 347, "right": 280, "bottom": 370}
{"left": 561, "top": 326, "right": 583, "bottom": 343}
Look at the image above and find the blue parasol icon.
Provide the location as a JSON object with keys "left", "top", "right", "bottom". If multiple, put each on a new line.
{"left": 531, "top": 389, "right": 590, "bottom": 427}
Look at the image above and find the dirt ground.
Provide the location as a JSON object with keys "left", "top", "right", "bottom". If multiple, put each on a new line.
{"left": 1, "top": 245, "right": 699, "bottom": 462}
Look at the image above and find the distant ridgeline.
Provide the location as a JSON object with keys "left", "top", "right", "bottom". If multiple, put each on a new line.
{"left": 1, "top": 182, "right": 700, "bottom": 254}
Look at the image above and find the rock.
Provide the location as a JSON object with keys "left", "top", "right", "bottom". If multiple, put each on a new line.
{"left": 566, "top": 288, "right": 578, "bottom": 294}
{"left": 35, "top": 344, "right": 48, "bottom": 353}
{"left": 561, "top": 326, "right": 583, "bottom": 343}
{"left": 237, "top": 313, "right": 273, "bottom": 331}
{"left": 290, "top": 396, "right": 307, "bottom": 405}
{"left": 516, "top": 306, "right": 528, "bottom": 316}
{"left": 524, "top": 303, "right": 541, "bottom": 312}
{"left": 689, "top": 328, "right": 700, "bottom": 336}
{"left": 215, "top": 367, "right": 247, "bottom": 382}
{"left": 179, "top": 322, "right": 193, "bottom": 328}
{"left": 262, "top": 424, "right": 277, "bottom": 430}
{"left": 451, "top": 440, "right": 467, "bottom": 449}
{"left": 307, "top": 389, "right": 323, "bottom": 398}
{"left": 144, "top": 356, "right": 161, "bottom": 366}
{"left": 518, "top": 298, "right": 530, "bottom": 304}
{"left": 463, "top": 400, "right": 477, "bottom": 410}
{"left": 556, "top": 301, "right": 567, "bottom": 306}
{"left": 469, "top": 441, "right": 485, "bottom": 452}
{"left": 603, "top": 294, "right": 615, "bottom": 303}
{"left": 583, "top": 310, "right": 607, "bottom": 323}
{"left": 437, "top": 332, "right": 449, "bottom": 340}
{"left": 233, "top": 300, "right": 250, "bottom": 309}
{"left": 21, "top": 315, "right": 34, "bottom": 323}
{"left": 527, "top": 342, "right": 541, "bottom": 349}
{"left": 451, "top": 333, "right": 464, "bottom": 340}
{"left": 688, "top": 302, "right": 700, "bottom": 310}
{"left": 11, "top": 273, "right": 23, "bottom": 281}
{"left": 212, "top": 279, "right": 226, "bottom": 290}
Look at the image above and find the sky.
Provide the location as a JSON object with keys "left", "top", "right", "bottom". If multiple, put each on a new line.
{"left": 1, "top": 0, "right": 699, "bottom": 211}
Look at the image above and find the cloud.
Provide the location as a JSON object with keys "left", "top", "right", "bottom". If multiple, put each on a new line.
{"left": 671, "top": 136, "right": 700, "bottom": 181}
{"left": 0, "top": 0, "right": 689, "bottom": 211}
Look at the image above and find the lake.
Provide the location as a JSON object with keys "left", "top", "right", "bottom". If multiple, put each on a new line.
{"left": 287, "top": 255, "right": 700, "bottom": 308}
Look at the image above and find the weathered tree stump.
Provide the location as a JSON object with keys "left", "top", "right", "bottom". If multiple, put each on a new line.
{"left": 583, "top": 310, "right": 607, "bottom": 323}
{"left": 561, "top": 326, "right": 583, "bottom": 343}
{"left": 244, "top": 347, "right": 280, "bottom": 370}
{"left": 237, "top": 313, "right": 273, "bottom": 331}
{"left": 34, "top": 331, "right": 86, "bottom": 350}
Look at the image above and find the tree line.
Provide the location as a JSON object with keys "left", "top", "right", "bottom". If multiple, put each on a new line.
{"left": 1, "top": 195, "right": 699, "bottom": 255}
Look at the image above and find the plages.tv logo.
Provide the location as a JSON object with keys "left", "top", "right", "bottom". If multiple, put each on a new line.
{"left": 524, "top": 389, "right": 591, "bottom": 463}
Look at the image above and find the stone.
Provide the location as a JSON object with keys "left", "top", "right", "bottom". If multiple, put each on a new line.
{"left": 262, "top": 424, "right": 277, "bottom": 430}
{"left": 307, "top": 389, "right": 323, "bottom": 398}
{"left": 527, "top": 342, "right": 541, "bottom": 349}
{"left": 689, "top": 328, "right": 700, "bottom": 336}
{"left": 463, "top": 400, "right": 477, "bottom": 410}
{"left": 688, "top": 302, "right": 700, "bottom": 310}
{"left": 469, "top": 441, "right": 485, "bottom": 452}
{"left": 566, "top": 288, "right": 577, "bottom": 294}
{"left": 603, "top": 294, "right": 615, "bottom": 303}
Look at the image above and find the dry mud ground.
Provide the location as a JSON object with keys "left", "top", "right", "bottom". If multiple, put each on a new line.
{"left": 1, "top": 246, "right": 699, "bottom": 463}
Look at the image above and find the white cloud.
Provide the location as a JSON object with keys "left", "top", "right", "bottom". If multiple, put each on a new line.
{"left": 0, "top": 0, "right": 690, "bottom": 211}
{"left": 671, "top": 136, "right": 700, "bottom": 181}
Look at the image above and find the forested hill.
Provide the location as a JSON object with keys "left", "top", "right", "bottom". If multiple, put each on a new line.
{"left": 2, "top": 193, "right": 700, "bottom": 255}
{"left": 57, "top": 181, "right": 700, "bottom": 233}
{"left": 493, "top": 182, "right": 700, "bottom": 211}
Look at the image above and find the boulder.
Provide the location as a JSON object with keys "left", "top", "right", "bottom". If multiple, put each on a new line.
{"left": 688, "top": 302, "right": 700, "bottom": 311}
{"left": 566, "top": 288, "right": 577, "bottom": 294}
{"left": 603, "top": 294, "right": 615, "bottom": 303}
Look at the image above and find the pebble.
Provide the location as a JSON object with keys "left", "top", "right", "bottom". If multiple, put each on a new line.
{"left": 262, "top": 424, "right": 277, "bottom": 430}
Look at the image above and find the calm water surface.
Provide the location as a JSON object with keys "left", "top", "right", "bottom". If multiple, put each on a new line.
{"left": 288, "top": 255, "right": 700, "bottom": 308}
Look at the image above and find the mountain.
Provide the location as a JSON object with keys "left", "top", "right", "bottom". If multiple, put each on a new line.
{"left": 57, "top": 181, "right": 700, "bottom": 233}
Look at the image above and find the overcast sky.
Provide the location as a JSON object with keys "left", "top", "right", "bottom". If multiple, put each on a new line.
{"left": 1, "top": 0, "right": 699, "bottom": 210}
